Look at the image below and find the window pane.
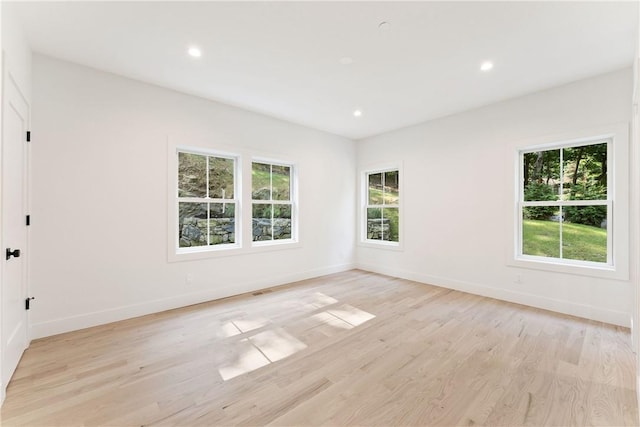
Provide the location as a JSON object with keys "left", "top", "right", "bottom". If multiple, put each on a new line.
{"left": 523, "top": 150, "right": 560, "bottom": 201}
{"left": 253, "top": 203, "right": 273, "bottom": 241}
{"left": 252, "top": 162, "right": 271, "bottom": 200}
{"left": 178, "top": 202, "right": 207, "bottom": 247}
{"left": 272, "top": 165, "right": 291, "bottom": 201}
{"left": 273, "top": 204, "right": 292, "bottom": 240}
{"left": 366, "top": 208, "right": 383, "bottom": 240}
{"left": 562, "top": 143, "right": 607, "bottom": 201}
{"left": 178, "top": 152, "right": 207, "bottom": 197}
{"left": 209, "top": 203, "right": 235, "bottom": 245}
{"left": 562, "top": 206, "right": 607, "bottom": 263}
{"left": 368, "top": 173, "right": 383, "bottom": 204}
{"left": 522, "top": 207, "right": 560, "bottom": 258}
{"left": 384, "top": 171, "right": 399, "bottom": 205}
{"left": 382, "top": 207, "right": 399, "bottom": 242}
{"left": 209, "top": 157, "right": 234, "bottom": 199}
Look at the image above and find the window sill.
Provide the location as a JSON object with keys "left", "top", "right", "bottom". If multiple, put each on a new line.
{"left": 358, "top": 240, "right": 403, "bottom": 251}
{"left": 250, "top": 239, "right": 301, "bottom": 253}
{"left": 168, "top": 240, "right": 302, "bottom": 262}
{"left": 508, "top": 255, "right": 627, "bottom": 281}
{"left": 170, "top": 244, "right": 243, "bottom": 262}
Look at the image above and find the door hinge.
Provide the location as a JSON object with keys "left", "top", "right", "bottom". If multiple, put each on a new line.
{"left": 26, "top": 131, "right": 31, "bottom": 142}
{"left": 26, "top": 215, "right": 30, "bottom": 226}
{"left": 25, "top": 297, "right": 34, "bottom": 310}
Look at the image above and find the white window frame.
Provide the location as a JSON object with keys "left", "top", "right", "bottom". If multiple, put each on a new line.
{"left": 518, "top": 138, "right": 612, "bottom": 266}
{"left": 251, "top": 158, "right": 298, "bottom": 247}
{"left": 509, "top": 124, "right": 629, "bottom": 280}
{"left": 359, "top": 163, "right": 403, "bottom": 250}
{"left": 169, "top": 145, "right": 242, "bottom": 261}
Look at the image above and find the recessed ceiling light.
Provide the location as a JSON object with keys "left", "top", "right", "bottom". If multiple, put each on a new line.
{"left": 353, "top": 110, "right": 363, "bottom": 117}
{"left": 188, "top": 46, "right": 202, "bottom": 58}
{"left": 480, "top": 61, "right": 494, "bottom": 71}
{"left": 339, "top": 57, "right": 354, "bottom": 65}
{"left": 378, "top": 21, "right": 391, "bottom": 31}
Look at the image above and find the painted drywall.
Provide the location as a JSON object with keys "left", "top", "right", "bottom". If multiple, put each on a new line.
{"left": 30, "top": 54, "right": 356, "bottom": 338}
{"left": 2, "top": 3, "right": 32, "bottom": 101}
{"left": 356, "top": 68, "right": 634, "bottom": 326}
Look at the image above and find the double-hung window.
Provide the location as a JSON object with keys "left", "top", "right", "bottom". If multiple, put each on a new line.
{"left": 251, "top": 161, "right": 295, "bottom": 243}
{"left": 177, "top": 150, "right": 238, "bottom": 250}
{"left": 364, "top": 169, "right": 400, "bottom": 244}
{"left": 518, "top": 138, "right": 610, "bottom": 265}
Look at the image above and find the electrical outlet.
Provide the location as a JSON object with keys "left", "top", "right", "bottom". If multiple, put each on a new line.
{"left": 515, "top": 274, "right": 523, "bottom": 284}
{"left": 186, "top": 274, "right": 193, "bottom": 286}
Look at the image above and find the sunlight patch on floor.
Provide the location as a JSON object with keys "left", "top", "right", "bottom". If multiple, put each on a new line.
{"left": 216, "top": 295, "right": 375, "bottom": 381}
{"left": 218, "top": 328, "right": 307, "bottom": 380}
{"left": 217, "top": 321, "right": 242, "bottom": 338}
{"left": 306, "top": 292, "right": 339, "bottom": 309}
{"left": 249, "top": 328, "right": 307, "bottom": 362}
{"left": 218, "top": 339, "right": 271, "bottom": 381}
{"left": 233, "top": 317, "right": 269, "bottom": 333}
{"left": 311, "top": 311, "right": 354, "bottom": 330}
{"left": 328, "top": 304, "right": 376, "bottom": 327}
{"left": 217, "top": 316, "right": 269, "bottom": 338}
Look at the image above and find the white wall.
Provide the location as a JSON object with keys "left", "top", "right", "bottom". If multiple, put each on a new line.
{"left": 30, "top": 55, "right": 356, "bottom": 338}
{"left": 357, "top": 68, "right": 634, "bottom": 326}
{"left": 2, "top": 3, "right": 31, "bottom": 101}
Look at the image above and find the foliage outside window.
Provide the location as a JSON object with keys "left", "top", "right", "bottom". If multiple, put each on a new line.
{"left": 365, "top": 169, "right": 399, "bottom": 243}
{"left": 252, "top": 162, "right": 294, "bottom": 243}
{"left": 520, "top": 140, "right": 609, "bottom": 264}
{"left": 177, "top": 151, "right": 237, "bottom": 249}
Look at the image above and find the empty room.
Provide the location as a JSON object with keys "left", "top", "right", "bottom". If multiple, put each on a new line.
{"left": 1, "top": 1, "right": 640, "bottom": 426}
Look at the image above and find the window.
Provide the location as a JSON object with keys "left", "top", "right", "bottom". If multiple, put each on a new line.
{"left": 519, "top": 139, "right": 610, "bottom": 265}
{"left": 251, "top": 161, "right": 295, "bottom": 243}
{"left": 177, "top": 150, "right": 238, "bottom": 250}
{"left": 364, "top": 169, "right": 400, "bottom": 244}
{"left": 170, "top": 145, "right": 302, "bottom": 260}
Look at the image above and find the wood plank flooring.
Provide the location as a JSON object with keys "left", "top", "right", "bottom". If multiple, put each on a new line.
{"left": 1, "top": 270, "right": 637, "bottom": 426}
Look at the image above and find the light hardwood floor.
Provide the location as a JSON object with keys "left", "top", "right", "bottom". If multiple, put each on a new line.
{"left": 1, "top": 270, "right": 637, "bottom": 426}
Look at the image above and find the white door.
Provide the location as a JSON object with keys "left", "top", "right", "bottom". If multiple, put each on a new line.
{"left": 2, "top": 71, "right": 29, "bottom": 390}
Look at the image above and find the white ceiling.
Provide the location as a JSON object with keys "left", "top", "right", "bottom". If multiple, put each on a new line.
{"left": 9, "top": 1, "right": 639, "bottom": 139}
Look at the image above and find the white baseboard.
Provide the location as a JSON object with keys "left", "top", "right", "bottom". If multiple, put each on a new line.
{"left": 30, "top": 263, "right": 355, "bottom": 339}
{"left": 356, "top": 263, "right": 630, "bottom": 327}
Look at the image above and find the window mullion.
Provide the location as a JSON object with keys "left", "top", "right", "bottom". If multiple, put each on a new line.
{"left": 559, "top": 148, "right": 563, "bottom": 201}
{"left": 206, "top": 156, "right": 210, "bottom": 245}
{"left": 270, "top": 177, "right": 274, "bottom": 242}
{"left": 381, "top": 171, "right": 386, "bottom": 207}
{"left": 557, "top": 148, "right": 562, "bottom": 259}
{"left": 206, "top": 156, "right": 210, "bottom": 199}
{"left": 559, "top": 207, "right": 563, "bottom": 260}
{"left": 269, "top": 164, "right": 273, "bottom": 201}
{"left": 270, "top": 165, "right": 274, "bottom": 240}
{"left": 381, "top": 206, "right": 385, "bottom": 241}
